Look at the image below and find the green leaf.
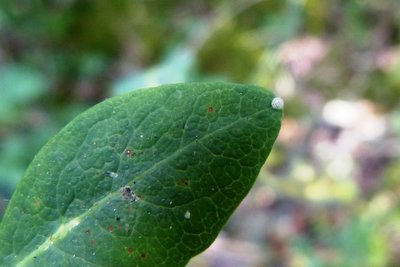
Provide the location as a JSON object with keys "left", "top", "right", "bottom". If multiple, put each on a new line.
{"left": 0, "top": 82, "right": 282, "bottom": 267}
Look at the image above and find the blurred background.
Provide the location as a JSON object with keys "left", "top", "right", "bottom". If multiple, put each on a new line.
{"left": 0, "top": 0, "right": 400, "bottom": 266}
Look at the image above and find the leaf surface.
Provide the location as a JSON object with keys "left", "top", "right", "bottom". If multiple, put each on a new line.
{"left": 0, "top": 82, "right": 282, "bottom": 267}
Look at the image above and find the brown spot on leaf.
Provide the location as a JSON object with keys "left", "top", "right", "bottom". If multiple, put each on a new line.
{"left": 177, "top": 179, "right": 189, "bottom": 187}
{"left": 208, "top": 106, "right": 214, "bottom": 112}
{"left": 108, "top": 224, "right": 114, "bottom": 232}
{"left": 127, "top": 247, "right": 134, "bottom": 254}
{"left": 90, "top": 240, "right": 96, "bottom": 246}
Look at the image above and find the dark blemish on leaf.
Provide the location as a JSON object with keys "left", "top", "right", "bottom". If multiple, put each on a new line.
{"left": 177, "top": 179, "right": 189, "bottom": 187}
{"left": 127, "top": 247, "right": 134, "bottom": 254}
{"left": 120, "top": 186, "right": 139, "bottom": 201}
{"left": 84, "top": 229, "right": 91, "bottom": 235}
{"left": 208, "top": 106, "right": 214, "bottom": 112}
{"left": 124, "top": 148, "right": 135, "bottom": 157}
{"left": 116, "top": 216, "right": 121, "bottom": 221}
{"left": 108, "top": 224, "right": 114, "bottom": 232}
{"left": 140, "top": 252, "right": 147, "bottom": 259}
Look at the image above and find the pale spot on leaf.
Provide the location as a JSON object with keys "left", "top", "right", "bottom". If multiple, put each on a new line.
{"left": 184, "top": 210, "right": 191, "bottom": 219}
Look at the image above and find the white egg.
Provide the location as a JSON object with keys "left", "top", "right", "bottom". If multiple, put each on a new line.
{"left": 271, "top": 97, "right": 284, "bottom": 110}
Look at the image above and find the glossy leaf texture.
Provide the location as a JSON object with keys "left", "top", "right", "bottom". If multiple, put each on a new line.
{"left": 0, "top": 82, "right": 282, "bottom": 267}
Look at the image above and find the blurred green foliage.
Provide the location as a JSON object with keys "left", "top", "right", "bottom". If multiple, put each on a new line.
{"left": 1, "top": 0, "right": 400, "bottom": 266}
